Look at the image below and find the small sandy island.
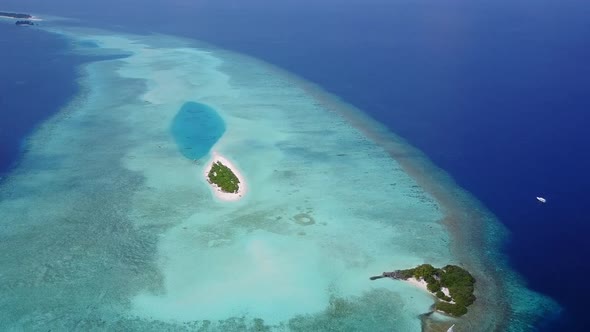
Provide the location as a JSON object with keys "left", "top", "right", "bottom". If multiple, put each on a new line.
{"left": 203, "top": 152, "right": 247, "bottom": 202}
{"left": 370, "top": 264, "right": 473, "bottom": 316}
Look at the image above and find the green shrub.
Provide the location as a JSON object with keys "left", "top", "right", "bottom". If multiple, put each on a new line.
{"left": 398, "top": 269, "right": 415, "bottom": 279}
{"left": 438, "top": 265, "right": 476, "bottom": 306}
{"left": 449, "top": 286, "right": 476, "bottom": 306}
{"left": 427, "top": 281, "right": 441, "bottom": 293}
{"left": 440, "top": 265, "right": 475, "bottom": 288}
{"left": 395, "top": 264, "right": 476, "bottom": 316}
{"left": 208, "top": 161, "right": 240, "bottom": 193}
{"left": 413, "top": 264, "right": 437, "bottom": 279}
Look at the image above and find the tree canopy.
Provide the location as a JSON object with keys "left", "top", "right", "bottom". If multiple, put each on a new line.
{"left": 208, "top": 161, "right": 240, "bottom": 193}
{"left": 397, "top": 264, "right": 476, "bottom": 317}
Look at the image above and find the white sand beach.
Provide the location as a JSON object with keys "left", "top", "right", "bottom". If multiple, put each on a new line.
{"left": 406, "top": 277, "right": 429, "bottom": 292}
{"left": 406, "top": 277, "right": 455, "bottom": 304}
{"left": 203, "top": 151, "right": 247, "bottom": 202}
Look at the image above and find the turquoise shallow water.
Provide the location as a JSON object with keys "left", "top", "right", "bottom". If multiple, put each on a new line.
{"left": 0, "top": 22, "right": 558, "bottom": 331}
{"left": 171, "top": 102, "right": 225, "bottom": 160}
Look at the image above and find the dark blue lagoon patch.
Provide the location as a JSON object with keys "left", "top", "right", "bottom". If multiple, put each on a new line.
{"left": 0, "top": 24, "right": 130, "bottom": 178}
{"left": 170, "top": 102, "right": 225, "bottom": 160}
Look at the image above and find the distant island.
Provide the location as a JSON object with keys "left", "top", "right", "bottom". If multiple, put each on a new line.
{"left": 0, "top": 11, "right": 41, "bottom": 23}
{"left": 0, "top": 11, "right": 32, "bottom": 19}
{"left": 371, "top": 264, "right": 476, "bottom": 316}
{"left": 15, "top": 20, "right": 35, "bottom": 26}
{"left": 204, "top": 152, "right": 247, "bottom": 201}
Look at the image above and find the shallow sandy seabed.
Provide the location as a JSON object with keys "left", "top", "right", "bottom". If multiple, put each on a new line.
{"left": 0, "top": 24, "right": 558, "bottom": 331}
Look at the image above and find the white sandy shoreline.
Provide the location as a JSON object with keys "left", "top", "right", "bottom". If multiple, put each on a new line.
{"left": 406, "top": 277, "right": 429, "bottom": 291}
{"left": 203, "top": 151, "right": 247, "bottom": 202}
{"left": 405, "top": 277, "right": 454, "bottom": 303}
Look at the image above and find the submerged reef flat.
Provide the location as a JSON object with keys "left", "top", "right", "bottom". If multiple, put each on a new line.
{"left": 273, "top": 61, "right": 561, "bottom": 330}
{"left": 0, "top": 23, "right": 558, "bottom": 331}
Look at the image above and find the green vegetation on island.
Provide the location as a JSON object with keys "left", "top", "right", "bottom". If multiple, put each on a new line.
{"left": 207, "top": 161, "right": 240, "bottom": 193}
{"left": 0, "top": 12, "right": 32, "bottom": 19}
{"left": 371, "top": 264, "right": 476, "bottom": 317}
{"left": 399, "top": 264, "right": 476, "bottom": 316}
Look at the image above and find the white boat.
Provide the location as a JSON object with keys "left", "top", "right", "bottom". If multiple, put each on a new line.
{"left": 536, "top": 196, "right": 546, "bottom": 203}
{"left": 447, "top": 324, "right": 455, "bottom": 332}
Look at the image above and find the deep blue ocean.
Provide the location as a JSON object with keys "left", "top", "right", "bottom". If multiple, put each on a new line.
{"left": 0, "top": 26, "right": 82, "bottom": 175}
{"left": 0, "top": 24, "right": 126, "bottom": 176}
{"left": 1, "top": 0, "right": 589, "bottom": 330}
